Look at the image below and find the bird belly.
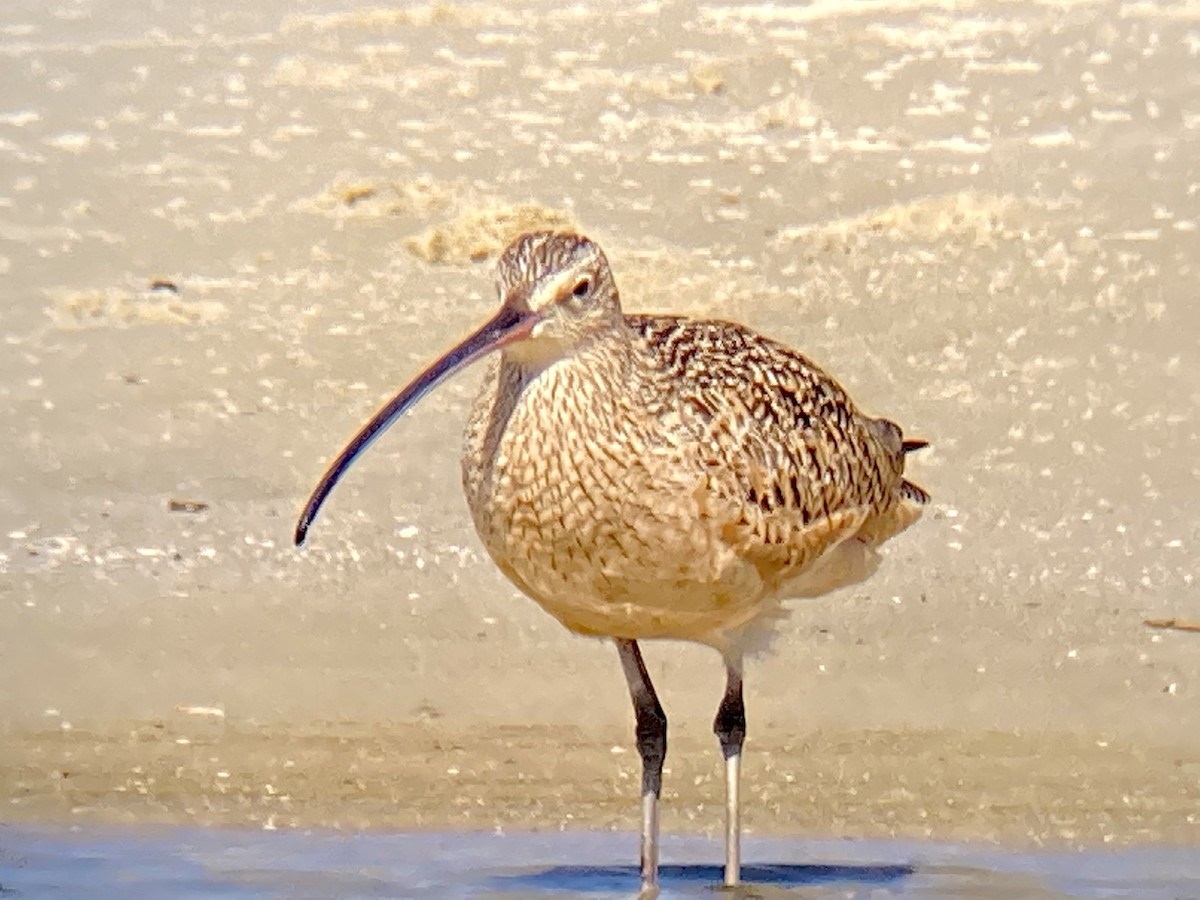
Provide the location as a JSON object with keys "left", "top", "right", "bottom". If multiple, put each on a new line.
{"left": 484, "top": 527, "right": 774, "bottom": 647}
{"left": 476, "top": 461, "right": 776, "bottom": 645}
{"left": 465, "top": 387, "right": 772, "bottom": 647}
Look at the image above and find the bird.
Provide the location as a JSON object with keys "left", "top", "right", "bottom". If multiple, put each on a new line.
{"left": 295, "top": 231, "right": 928, "bottom": 894}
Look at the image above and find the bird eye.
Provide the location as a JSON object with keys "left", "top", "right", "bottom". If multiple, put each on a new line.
{"left": 572, "top": 278, "right": 591, "bottom": 299}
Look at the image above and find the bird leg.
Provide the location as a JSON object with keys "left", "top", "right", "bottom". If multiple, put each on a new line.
{"left": 616, "top": 639, "right": 667, "bottom": 894}
{"left": 713, "top": 655, "right": 745, "bottom": 887}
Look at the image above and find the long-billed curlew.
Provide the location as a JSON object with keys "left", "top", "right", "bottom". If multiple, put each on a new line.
{"left": 296, "top": 231, "right": 928, "bottom": 893}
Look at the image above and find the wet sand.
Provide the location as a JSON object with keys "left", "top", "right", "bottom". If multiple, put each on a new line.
{"left": 5, "top": 720, "right": 1200, "bottom": 850}
{"left": 2, "top": 0, "right": 1199, "bottom": 859}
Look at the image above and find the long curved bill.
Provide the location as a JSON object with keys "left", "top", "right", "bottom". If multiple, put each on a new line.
{"left": 294, "top": 303, "right": 535, "bottom": 546}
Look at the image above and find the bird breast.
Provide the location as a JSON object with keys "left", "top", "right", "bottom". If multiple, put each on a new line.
{"left": 460, "top": 349, "right": 768, "bottom": 643}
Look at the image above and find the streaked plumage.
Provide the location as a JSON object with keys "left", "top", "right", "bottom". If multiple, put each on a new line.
{"left": 296, "top": 231, "right": 928, "bottom": 894}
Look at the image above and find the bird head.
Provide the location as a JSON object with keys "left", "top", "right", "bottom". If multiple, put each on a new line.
{"left": 294, "top": 230, "right": 621, "bottom": 545}
{"left": 493, "top": 231, "right": 622, "bottom": 364}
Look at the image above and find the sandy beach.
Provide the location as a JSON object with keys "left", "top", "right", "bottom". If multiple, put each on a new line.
{"left": 2, "top": 0, "right": 1198, "bottom": 863}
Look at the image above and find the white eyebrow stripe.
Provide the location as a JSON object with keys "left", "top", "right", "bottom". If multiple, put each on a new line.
{"left": 534, "top": 265, "right": 587, "bottom": 307}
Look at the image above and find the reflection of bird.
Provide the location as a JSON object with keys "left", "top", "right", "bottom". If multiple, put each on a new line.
{"left": 296, "top": 231, "right": 928, "bottom": 893}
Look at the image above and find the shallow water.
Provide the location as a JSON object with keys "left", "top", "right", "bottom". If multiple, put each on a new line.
{"left": 2, "top": 826, "right": 1199, "bottom": 898}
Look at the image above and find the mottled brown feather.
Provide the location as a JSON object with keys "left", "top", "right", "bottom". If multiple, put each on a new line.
{"left": 462, "top": 233, "right": 927, "bottom": 652}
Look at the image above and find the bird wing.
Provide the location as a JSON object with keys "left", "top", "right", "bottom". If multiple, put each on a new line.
{"left": 629, "top": 314, "right": 922, "bottom": 587}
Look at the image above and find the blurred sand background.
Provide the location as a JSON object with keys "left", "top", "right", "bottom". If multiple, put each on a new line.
{"left": 1, "top": 0, "right": 1198, "bottom": 848}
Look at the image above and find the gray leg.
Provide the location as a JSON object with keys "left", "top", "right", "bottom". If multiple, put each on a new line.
{"left": 712, "top": 655, "right": 745, "bottom": 887}
{"left": 616, "top": 639, "right": 667, "bottom": 895}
